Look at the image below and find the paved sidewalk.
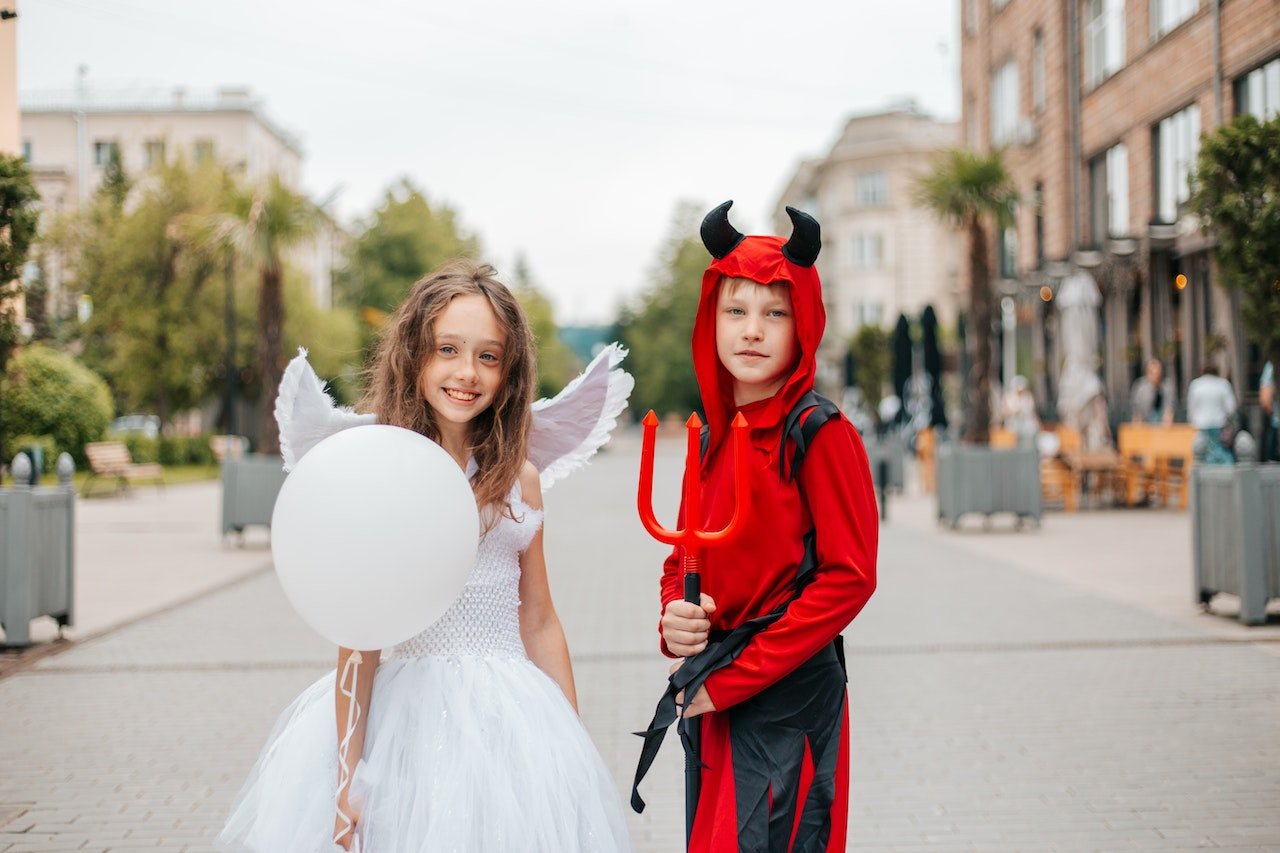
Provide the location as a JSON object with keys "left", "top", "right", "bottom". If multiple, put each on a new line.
{"left": 1, "top": 436, "right": 1278, "bottom": 851}
{"left": 0, "top": 481, "right": 272, "bottom": 654}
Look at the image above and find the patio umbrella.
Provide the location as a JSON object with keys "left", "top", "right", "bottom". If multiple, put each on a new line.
{"left": 892, "top": 314, "right": 913, "bottom": 427}
{"left": 1055, "top": 271, "right": 1108, "bottom": 448}
{"left": 921, "top": 305, "right": 948, "bottom": 429}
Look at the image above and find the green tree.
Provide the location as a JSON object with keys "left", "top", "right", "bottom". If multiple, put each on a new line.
{"left": 0, "top": 153, "right": 41, "bottom": 462}
{"left": 849, "top": 324, "right": 891, "bottom": 424}
{"left": 614, "top": 201, "right": 707, "bottom": 418}
{"left": 1189, "top": 113, "right": 1280, "bottom": 367}
{"left": 916, "top": 150, "right": 1017, "bottom": 444}
{"left": 0, "top": 344, "right": 113, "bottom": 465}
{"left": 283, "top": 269, "right": 363, "bottom": 405}
{"left": 192, "top": 176, "right": 318, "bottom": 454}
{"left": 341, "top": 178, "right": 478, "bottom": 317}
{"left": 68, "top": 160, "right": 231, "bottom": 430}
{"left": 510, "top": 254, "right": 581, "bottom": 398}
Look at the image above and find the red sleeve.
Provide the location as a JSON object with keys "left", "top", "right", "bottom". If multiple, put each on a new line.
{"left": 701, "top": 419, "right": 878, "bottom": 710}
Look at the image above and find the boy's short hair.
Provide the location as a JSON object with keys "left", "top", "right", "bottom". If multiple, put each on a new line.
{"left": 720, "top": 275, "right": 787, "bottom": 297}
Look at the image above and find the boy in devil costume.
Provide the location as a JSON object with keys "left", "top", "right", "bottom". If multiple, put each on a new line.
{"left": 632, "top": 201, "right": 879, "bottom": 852}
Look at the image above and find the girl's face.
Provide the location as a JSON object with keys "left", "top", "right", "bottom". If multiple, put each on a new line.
{"left": 417, "top": 293, "right": 507, "bottom": 429}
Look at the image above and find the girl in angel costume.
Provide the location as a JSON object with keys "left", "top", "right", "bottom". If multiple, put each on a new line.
{"left": 216, "top": 260, "right": 634, "bottom": 853}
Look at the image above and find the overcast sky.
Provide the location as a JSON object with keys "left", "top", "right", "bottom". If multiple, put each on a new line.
{"left": 19, "top": 0, "right": 960, "bottom": 324}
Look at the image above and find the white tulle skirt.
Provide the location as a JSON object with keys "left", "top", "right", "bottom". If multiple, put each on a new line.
{"left": 215, "top": 654, "right": 632, "bottom": 852}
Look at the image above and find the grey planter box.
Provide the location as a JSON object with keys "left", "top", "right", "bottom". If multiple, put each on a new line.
{"left": 221, "top": 453, "right": 288, "bottom": 537}
{"left": 1, "top": 454, "right": 76, "bottom": 648}
{"left": 936, "top": 444, "right": 1042, "bottom": 529}
{"left": 1191, "top": 464, "right": 1280, "bottom": 625}
{"left": 863, "top": 436, "right": 906, "bottom": 493}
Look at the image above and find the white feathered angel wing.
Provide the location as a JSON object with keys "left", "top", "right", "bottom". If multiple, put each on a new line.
{"left": 275, "top": 348, "right": 375, "bottom": 472}
{"left": 530, "top": 343, "right": 634, "bottom": 490}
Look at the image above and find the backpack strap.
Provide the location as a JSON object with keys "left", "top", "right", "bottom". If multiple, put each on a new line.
{"left": 780, "top": 391, "right": 843, "bottom": 481}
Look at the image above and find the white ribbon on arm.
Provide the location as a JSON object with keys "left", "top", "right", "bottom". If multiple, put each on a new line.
{"left": 335, "top": 650, "right": 364, "bottom": 849}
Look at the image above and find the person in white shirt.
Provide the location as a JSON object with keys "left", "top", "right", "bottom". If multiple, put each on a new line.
{"left": 1186, "top": 362, "right": 1237, "bottom": 464}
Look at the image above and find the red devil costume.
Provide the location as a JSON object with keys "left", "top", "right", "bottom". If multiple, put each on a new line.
{"left": 632, "top": 202, "right": 879, "bottom": 852}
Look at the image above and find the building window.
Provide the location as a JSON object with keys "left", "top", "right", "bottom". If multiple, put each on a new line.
{"left": 855, "top": 301, "right": 885, "bottom": 327}
{"left": 1086, "top": 0, "right": 1125, "bottom": 87}
{"left": 194, "top": 139, "right": 215, "bottom": 163}
{"left": 1033, "top": 29, "right": 1046, "bottom": 112}
{"left": 1236, "top": 56, "right": 1280, "bottom": 120}
{"left": 144, "top": 140, "right": 166, "bottom": 168}
{"left": 1089, "top": 144, "right": 1130, "bottom": 243}
{"left": 93, "top": 140, "right": 119, "bottom": 167}
{"left": 21, "top": 139, "right": 31, "bottom": 162}
{"left": 998, "top": 223, "right": 1018, "bottom": 278}
{"left": 1155, "top": 104, "right": 1200, "bottom": 223}
{"left": 990, "top": 59, "right": 1020, "bottom": 146}
{"left": 851, "top": 233, "right": 883, "bottom": 270}
{"left": 1151, "top": 0, "right": 1198, "bottom": 39}
{"left": 855, "top": 171, "right": 888, "bottom": 207}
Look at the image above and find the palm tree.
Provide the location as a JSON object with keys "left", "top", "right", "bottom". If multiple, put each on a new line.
{"left": 187, "top": 176, "right": 317, "bottom": 454}
{"left": 915, "top": 150, "right": 1018, "bottom": 445}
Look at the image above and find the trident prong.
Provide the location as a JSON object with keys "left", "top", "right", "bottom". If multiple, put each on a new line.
{"left": 637, "top": 410, "right": 751, "bottom": 551}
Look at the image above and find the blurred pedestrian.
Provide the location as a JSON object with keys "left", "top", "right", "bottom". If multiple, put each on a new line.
{"left": 1002, "top": 375, "right": 1040, "bottom": 442}
{"left": 1130, "top": 358, "right": 1176, "bottom": 425}
{"left": 1261, "top": 359, "right": 1278, "bottom": 463}
{"left": 1186, "top": 362, "right": 1236, "bottom": 465}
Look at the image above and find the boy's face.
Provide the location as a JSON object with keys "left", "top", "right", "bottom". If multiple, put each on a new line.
{"left": 715, "top": 277, "right": 799, "bottom": 406}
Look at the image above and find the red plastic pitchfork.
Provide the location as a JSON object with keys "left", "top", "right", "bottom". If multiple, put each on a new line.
{"left": 637, "top": 409, "right": 752, "bottom": 848}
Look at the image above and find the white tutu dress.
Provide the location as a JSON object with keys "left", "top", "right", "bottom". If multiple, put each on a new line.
{"left": 215, "top": 345, "right": 635, "bottom": 853}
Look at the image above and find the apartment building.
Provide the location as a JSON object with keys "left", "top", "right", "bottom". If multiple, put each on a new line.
{"left": 0, "top": 1, "right": 16, "bottom": 157}
{"left": 962, "top": 0, "right": 1280, "bottom": 412}
{"left": 21, "top": 84, "right": 342, "bottom": 310}
{"left": 774, "top": 105, "right": 963, "bottom": 389}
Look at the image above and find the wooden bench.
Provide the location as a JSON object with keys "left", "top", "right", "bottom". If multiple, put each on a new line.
{"left": 83, "top": 442, "right": 166, "bottom": 496}
{"left": 1117, "top": 423, "right": 1196, "bottom": 508}
{"left": 1039, "top": 425, "right": 1082, "bottom": 511}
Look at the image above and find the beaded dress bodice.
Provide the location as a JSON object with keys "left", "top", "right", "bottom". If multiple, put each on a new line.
{"left": 387, "top": 491, "right": 543, "bottom": 661}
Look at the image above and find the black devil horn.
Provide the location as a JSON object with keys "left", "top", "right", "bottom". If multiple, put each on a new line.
{"left": 781, "top": 206, "right": 821, "bottom": 267}
{"left": 700, "top": 200, "right": 745, "bottom": 259}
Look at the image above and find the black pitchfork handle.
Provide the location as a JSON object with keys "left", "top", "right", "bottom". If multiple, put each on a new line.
{"left": 681, "top": 571, "right": 701, "bottom": 850}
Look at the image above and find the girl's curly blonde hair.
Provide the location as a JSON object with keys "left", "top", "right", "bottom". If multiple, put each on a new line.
{"left": 360, "top": 259, "right": 536, "bottom": 525}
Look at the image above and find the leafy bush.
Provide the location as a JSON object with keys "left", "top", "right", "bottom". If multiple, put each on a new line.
{"left": 10, "top": 434, "right": 58, "bottom": 474}
{"left": 120, "top": 435, "right": 159, "bottom": 464}
{"left": 120, "top": 435, "right": 218, "bottom": 466}
{"left": 160, "top": 436, "right": 217, "bottom": 466}
{"left": 1, "top": 346, "right": 113, "bottom": 465}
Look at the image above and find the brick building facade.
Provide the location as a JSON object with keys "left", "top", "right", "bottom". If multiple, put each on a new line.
{"left": 961, "top": 0, "right": 1280, "bottom": 420}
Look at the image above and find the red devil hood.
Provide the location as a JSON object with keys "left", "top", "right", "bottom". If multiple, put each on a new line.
{"left": 692, "top": 203, "right": 826, "bottom": 453}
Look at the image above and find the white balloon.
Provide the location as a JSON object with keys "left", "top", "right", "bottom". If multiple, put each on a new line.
{"left": 271, "top": 425, "right": 478, "bottom": 650}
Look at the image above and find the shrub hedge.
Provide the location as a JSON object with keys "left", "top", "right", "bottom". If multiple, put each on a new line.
{"left": 1, "top": 345, "right": 113, "bottom": 466}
